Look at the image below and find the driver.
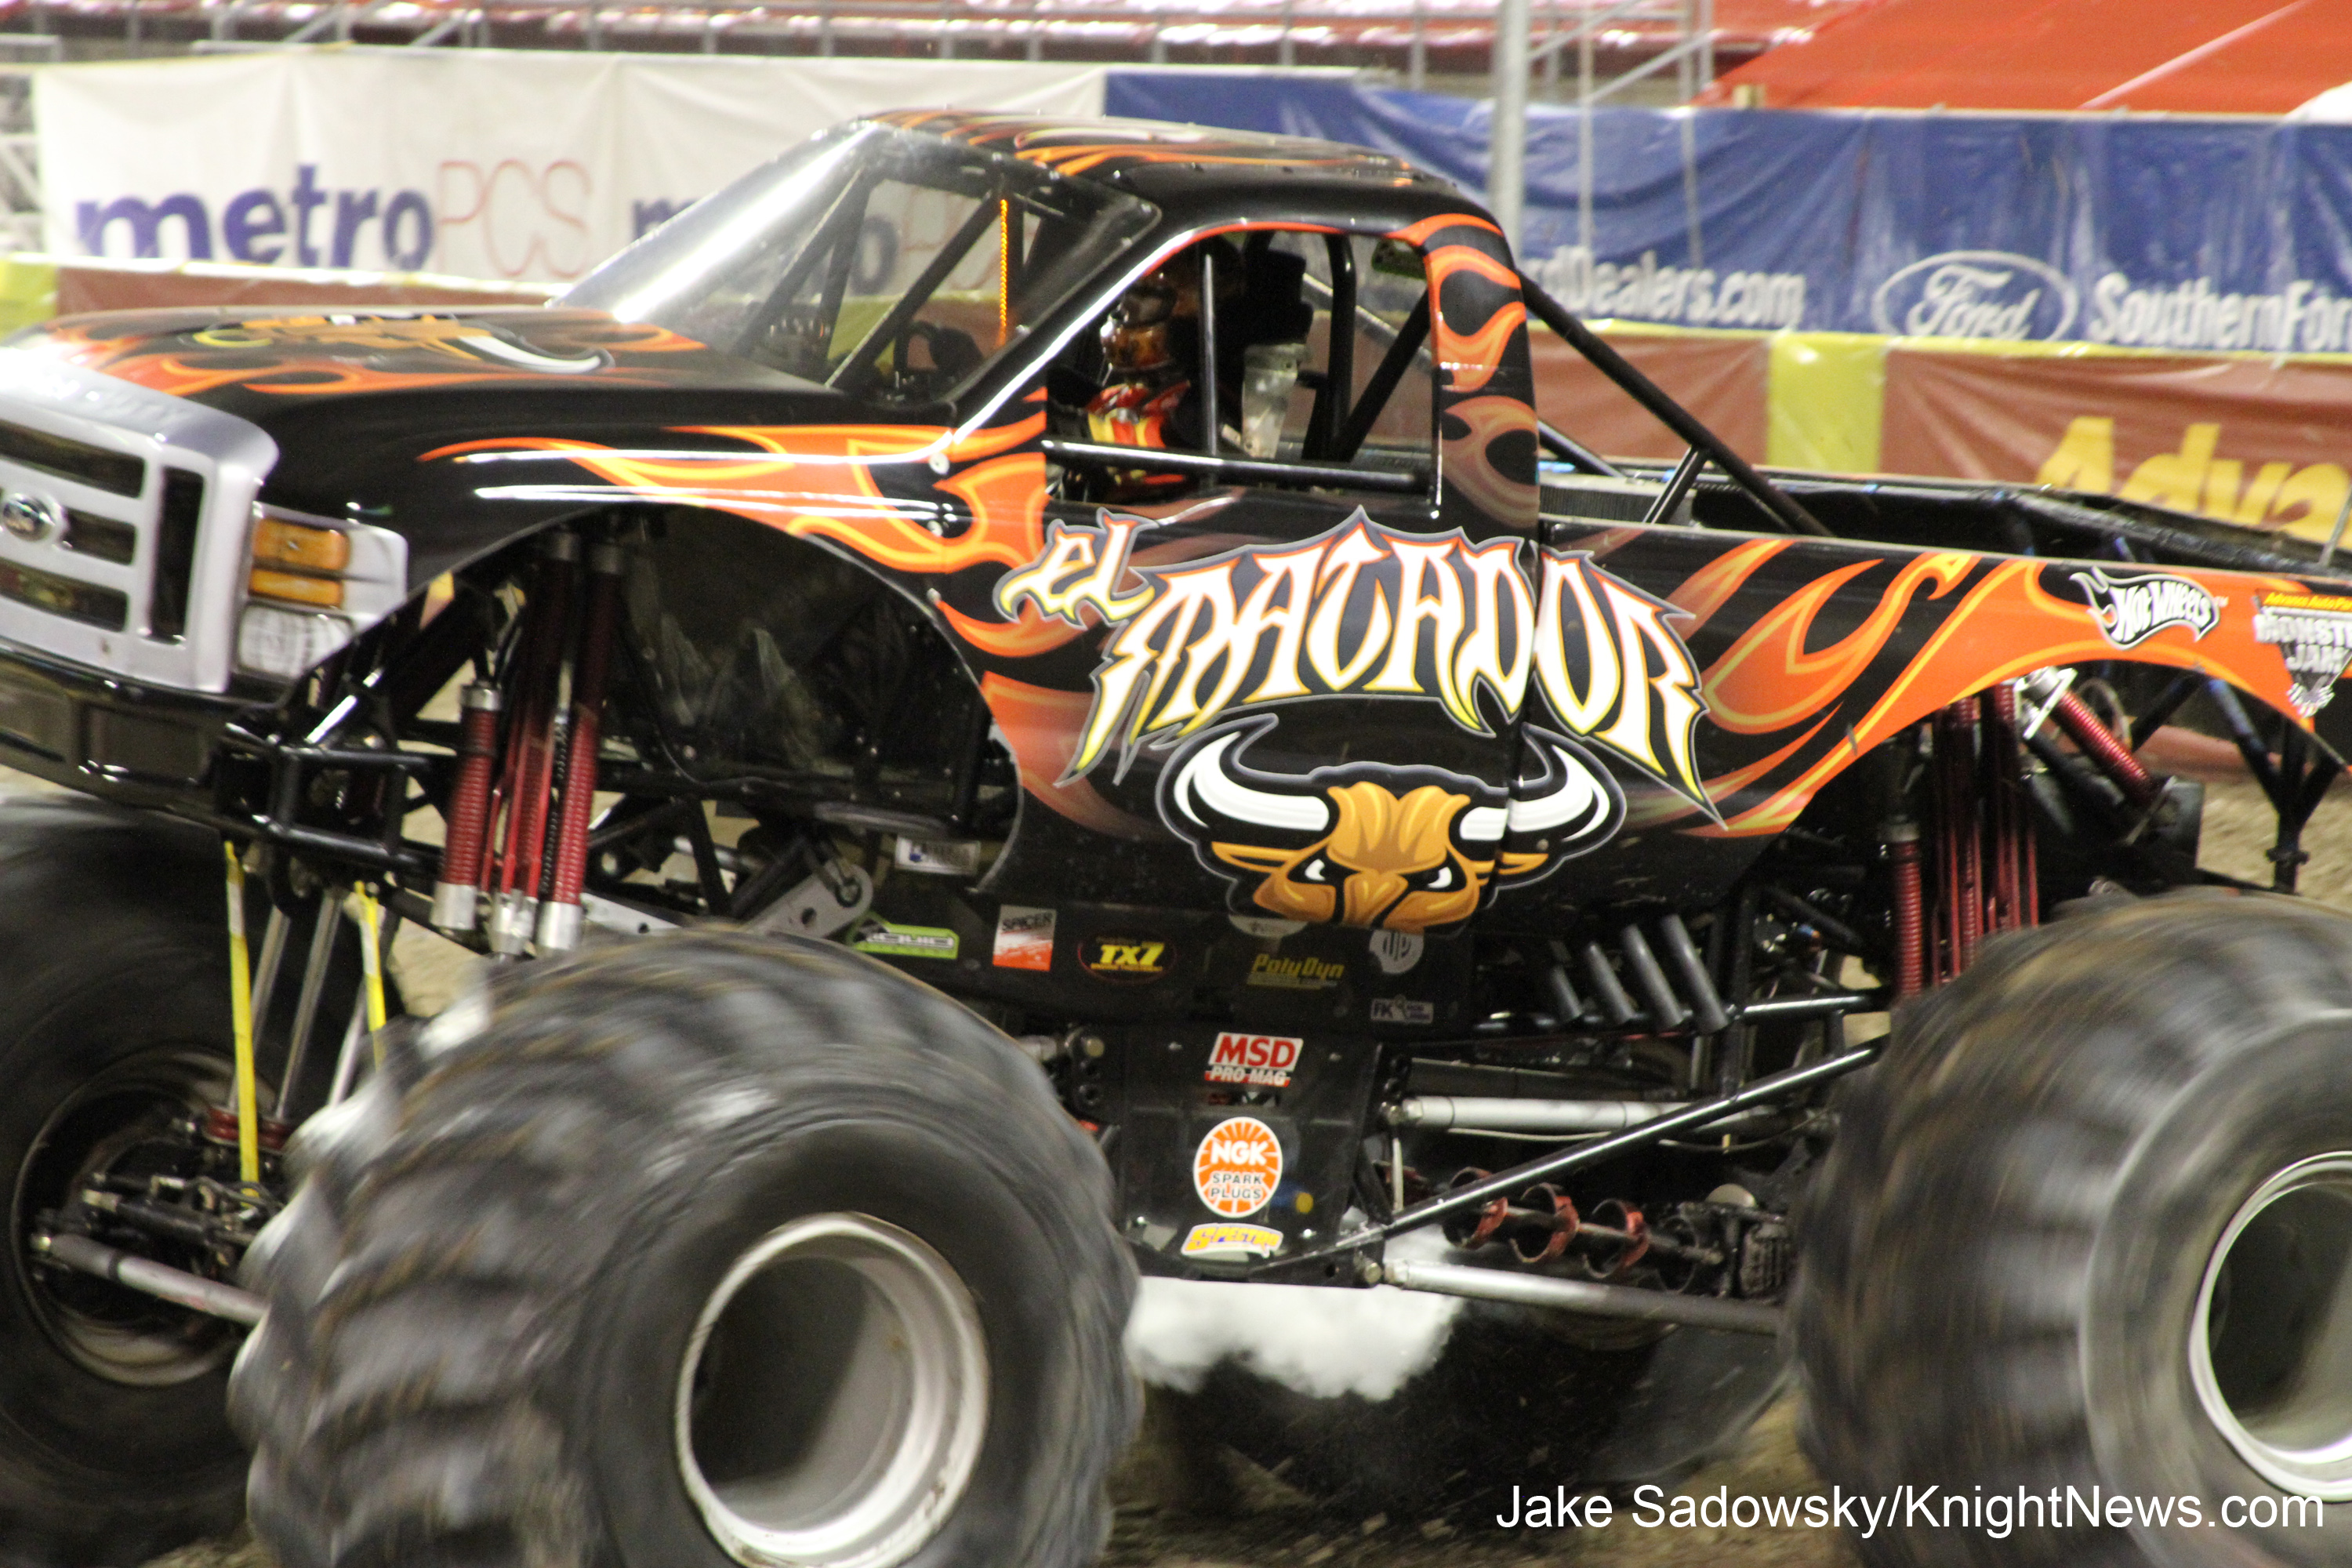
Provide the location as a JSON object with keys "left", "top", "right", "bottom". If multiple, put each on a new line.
{"left": 1082, "top": 254, "right": 1203, "bottom": 460}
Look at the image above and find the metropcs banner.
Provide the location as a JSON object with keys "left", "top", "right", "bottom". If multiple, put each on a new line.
{"left": 39, "top": 51, "right": 1111, "bottom": 285}
{"left": 1105, "top": 76, "right": 2352, "bottom": 353}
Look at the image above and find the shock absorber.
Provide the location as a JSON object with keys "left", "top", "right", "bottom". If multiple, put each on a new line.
{"left": 1886, "top": 817, "right": 1924, "bottom": 1004}
{"left": 430, "top": 683, "right": 503, "bottom": 933}
{"left": 2020, "top": 666, "right": 2158, "bottom": 809}
{"left": 488, "top": 532, "right": 579, "bottom": 956}
{"left": 536, "top": 541, "right": 625, "bottom": 953}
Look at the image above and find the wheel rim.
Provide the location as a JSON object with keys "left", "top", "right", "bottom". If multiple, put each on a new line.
{"left": 2190, "top": 1152, "right": 2352, "bottom": 1501}
{"left": 9, "top": 1045, "right": 238, "bottom": 1387}
{"left": 676, "top": 1212, "right": 989, "bottom": 1568}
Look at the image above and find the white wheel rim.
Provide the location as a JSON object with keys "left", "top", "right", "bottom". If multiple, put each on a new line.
{"left": 2190, "top": 1152, "right": 2352, "bottom": 1501}
{"left": 676, "top": 1212, "right": 989, "bottom": 1567}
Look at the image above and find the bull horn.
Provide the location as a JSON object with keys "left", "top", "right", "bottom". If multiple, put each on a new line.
{"left": 1506, "top": 739, "right": 1620, "bottom": 844}
{"left": 1170, "top": 730, "right": 1333, "bottom": 834}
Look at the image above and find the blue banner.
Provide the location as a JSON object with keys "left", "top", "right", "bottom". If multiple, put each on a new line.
{"left": 1104, "top": 73, "right": 2352, "bottom": 352}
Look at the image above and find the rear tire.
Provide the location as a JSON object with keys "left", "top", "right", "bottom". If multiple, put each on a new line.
{"left": 233, "top": 931, "right": 1139, "bottom": 1568}
{"left": 1794, "top": 895, "right": 2352, "bottom": 1567}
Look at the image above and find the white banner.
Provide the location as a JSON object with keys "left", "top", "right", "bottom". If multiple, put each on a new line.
{"left": 37, "top": 50, "right": 1110, "bottom": 285}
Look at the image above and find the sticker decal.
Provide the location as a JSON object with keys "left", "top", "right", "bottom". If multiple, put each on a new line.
{"left": 895, "top": 837, "right": 983, "bottom": 876}
{"left": 1193, "top": 1116, "right": 1283, "bottom": 1218}
{"left": 1247, "top": 953, "right": 1345, "bottom": 991}
{"left": 849, "top": 917, "right": 959, "bottom": 960}
{"left": 2066, "top": 566, "right": 2222, "bottom": 648}
{"left": 992, "top": 906, "right": 1055, "bottom": 971}
{"left": 996, "top": 510, "right": 1715, "bottom": 814}
{"left": 1082, "top": 936, "right": 1170, "bottom": 983}
{"left": 1230, "top": 914, "right": 1308, "bottom": 939}
{"left": 1167, "top": 721, "right": 1623, "bottom": 932}
{"left": 1181, "top": 1222, "right": 1283, "bottom": 1258}
{"left": 1370, "top": 996, "right": 1436, "bottom": 1025}
{"left": 1206, "top": 1031, "right": 1303, "bottom": 1087}
{"left": 2252, "top": 592, "right": 2352, "bottom": 716}
{"left": 1370, "top": 930, "right": 1425, "bottom": 975}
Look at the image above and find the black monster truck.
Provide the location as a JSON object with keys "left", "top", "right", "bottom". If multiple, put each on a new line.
{"left": 0, "top": 111, "right": 2347, "bottom": 1568}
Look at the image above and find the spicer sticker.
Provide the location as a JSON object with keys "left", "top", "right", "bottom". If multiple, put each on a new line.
{"left": 992, "top": 906, "right": 1056, "bottom": 971}
{"left": 2252, "top": 591, "right": 2352, "bottom": 716}
{"left": 1193, "top": 1116, "right": 1283, "bottom": 1218}
{"left": 849, "top": 917, "right": 958, "bottom": 960}
{"left": 1247, "top": 953, "right": 1345, "bottom": 991}
{"left": 1370, "top": 996, "right": 1436, "bottom": 1025}
{"left": 2067, "top": 566, "right": 2221, "bottom": 648}
{"left": 1206, "top": 1030, "right": 1303, "bottom": 1088}
{"left": 1181, "top": 1222, "right": 1283, "bottom": 1258}
{"left": 1083, "top": 936, "right": 1170, "bottom": 983}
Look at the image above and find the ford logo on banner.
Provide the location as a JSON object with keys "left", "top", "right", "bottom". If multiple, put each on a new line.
{"left": 1871, "top": 251, "right": 2079, "bottom": 340}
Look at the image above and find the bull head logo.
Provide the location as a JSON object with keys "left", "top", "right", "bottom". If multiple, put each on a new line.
{"left": 1163, "top": 721, "right": 1623, "bottom": 932}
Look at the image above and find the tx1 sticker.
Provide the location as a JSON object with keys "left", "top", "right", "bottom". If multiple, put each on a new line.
{"left": 992, "top": 906, "right": 1055, "bottom": 971}
{"left": 1082, "top": 937, "right": 1171, "bottom": 983}
{"left": 1180, "top": 1222, "right": 1283, "bottom": 1258}
{"left": 1370, "top": 996, "right": 1436, "bottom": 1025}
{"left": 1206, "top": 1031, "right": 1303, "bottom": 1088}
{"left": 2252, "top": 591, "right": 2352, "bottom": 716}
{"left": 2065, "top": 565, "right": 2222, "bottom": 648}
{"left": 1247, "top": 953, "right": 1345, "bottom": 991}
{"left": 1193, "top": 1116, "right": 1283, "bottom": 1218}
{"left": 850, "top": 918, "right": 959, "bottom": 960}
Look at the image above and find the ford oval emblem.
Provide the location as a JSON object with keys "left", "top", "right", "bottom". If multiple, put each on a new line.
{"left": 1871, "top": 250, "right": 2079, "bottom": 341}
{"left": 0, "top": 492, "right": 60, "bottom": 543}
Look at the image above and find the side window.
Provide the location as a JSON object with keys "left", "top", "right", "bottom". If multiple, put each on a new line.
{"left": 1044, "top": 228, "right": 1439, "bottom": 503}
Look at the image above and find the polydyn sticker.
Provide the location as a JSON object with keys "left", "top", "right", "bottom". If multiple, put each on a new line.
{"left": 1206, "top": 1031, "right": 1302, "bottom": 1087}
{"left": 1180, "top": 1222, "right": 1283, "bottom": 1258}
{"left": 992, "top": 906, "right": 1055, "bottom": 971}
{"left": 1193, "top": 1116, "right": 1283, "bottom": 1218}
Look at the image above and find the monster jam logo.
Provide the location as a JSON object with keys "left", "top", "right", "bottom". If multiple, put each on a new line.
{"left": 996, "top": 511, "right": 1712, "bottom": 813}
{"left": 2067, "top": 566, "right": 2222, "bottom": 649}
{"left": 1165, "top": 720, "right": 1624, "bottom": 931}
{"left": 2252, "top": 592, "right": 2352, "bottom": 716}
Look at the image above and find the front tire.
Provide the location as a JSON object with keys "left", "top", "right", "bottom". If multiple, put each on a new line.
{"left": 1794, "top": 895, "right": 2352, "bottom": 1567}
{"left": 233, "top": 932, "right": 1138, "bottom": 1568}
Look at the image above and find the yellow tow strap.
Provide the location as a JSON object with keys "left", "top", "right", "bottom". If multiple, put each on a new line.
{"left": 357, "top": 887, "right": 388, "bottom": 1065}
{"left": 222, "top": 844, "right": 260, "bottom": 1187}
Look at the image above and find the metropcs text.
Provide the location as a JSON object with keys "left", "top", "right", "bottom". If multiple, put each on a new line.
{"left": 1494, "top": 1484, "right": 2325, "bottom": 1536}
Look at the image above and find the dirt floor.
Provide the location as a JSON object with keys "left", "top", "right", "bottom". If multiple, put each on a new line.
{"left": 117, "top": 775, "right": 2346, "bottom": 1568}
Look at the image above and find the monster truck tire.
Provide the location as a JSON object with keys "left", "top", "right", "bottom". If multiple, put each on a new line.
{"left": 233, "top": 931, "right": 1138, "bottom": 1568}
{"left": 0, "top": 797, "right": 267, "bottom": 1566}
{"left": 1795, "top": 895, "right": 2352, "bottom": 1568}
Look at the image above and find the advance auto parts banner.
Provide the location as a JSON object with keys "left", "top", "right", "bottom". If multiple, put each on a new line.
{"left": 1105, "top": 76, "right": 2352, "bottom": 351}
{"left": 1881, "top": 348, "right": 2352, "bottom": 544}
{"left": 38, "top": 51, "right": 1108, "bottom": 285}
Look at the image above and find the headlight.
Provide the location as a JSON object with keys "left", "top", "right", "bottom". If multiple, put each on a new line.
{"left": 234, "top": 504, "right": 407, "bottom": 681}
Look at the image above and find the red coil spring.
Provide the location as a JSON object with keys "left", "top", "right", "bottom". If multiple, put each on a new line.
{"left": 545, "top": 547, "right": 624, "bottom": 921}
{"left": 433, "top": 685, "right": 501, "bottom": 906}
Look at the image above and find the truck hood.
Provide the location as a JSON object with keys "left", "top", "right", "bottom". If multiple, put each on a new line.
{"left": 9, "top": 305, "right": 811, "bottom": 422}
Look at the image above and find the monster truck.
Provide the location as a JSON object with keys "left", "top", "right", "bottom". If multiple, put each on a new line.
{"left": 0, "top": 109, "right": 2345, "bottom": 1568}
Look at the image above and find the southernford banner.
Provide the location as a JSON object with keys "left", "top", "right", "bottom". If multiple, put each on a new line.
{"left": 1103, "top": 77, "right": 2352, "bottom": 353}
{"left": 38, "top": 51, "right": 1114, "bottom": 284}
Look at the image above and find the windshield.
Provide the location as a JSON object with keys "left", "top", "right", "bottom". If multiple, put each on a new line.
{"left": 564, "top": 124, "right": 1156, "bottom": 405}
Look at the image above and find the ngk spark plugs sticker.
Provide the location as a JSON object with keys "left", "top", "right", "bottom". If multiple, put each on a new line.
{"left": 1180, "top": 1222, "right": 1283, "bottom": 1258}
{"left": 1370, "top": 930, "right": 1425, "bottom": 975}
{"left": 1082, "top": 937, "right": 1169, "bottom": 983}
{"left": 849, "top": 917, "right": 958, "bottom": 960}
{"left": 2065, "top": 566, "right": 2222, "bottom": 648}
{"left": 1193, "top": 1116, "right": 1283, "bottom": 1218}
{"left": 1206, "top": 1031, "right": 1303, "bottom": 1088}
{"left": 2252, "top": 592, "right": 2352, "bottom": 716}
{"left": 991, "top": 906, "right": 1055, "bottom": 971}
